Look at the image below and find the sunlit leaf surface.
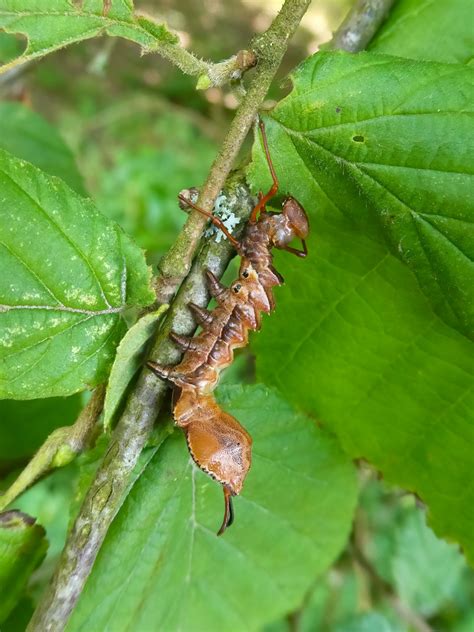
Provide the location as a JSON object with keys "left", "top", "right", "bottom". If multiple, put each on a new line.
{"left": 0, "top": 0, "right": 177, "bottom": 75}
{"left": 0, "top": 149, "right": 154, "bottom": 399}
{"left": 68, "top": 386, "right": 358, "bottom": 632}
{"left": 249, "top": 50, "right": 474, "bottom": 561}
{"left": 0, "top": 510, "right": 47, "bottom": 622}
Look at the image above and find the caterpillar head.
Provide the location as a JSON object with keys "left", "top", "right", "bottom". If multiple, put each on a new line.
{"left": 270, "top": 197, "right": 309, "bottom": 256}
{"left": 282, "top": 197, "right": 309, "bottom": 239}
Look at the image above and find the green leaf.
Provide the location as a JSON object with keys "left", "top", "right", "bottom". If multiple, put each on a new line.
{"left": 250, "top": 51, "right": 474, "bottom": 339}
{"left": 0, "top": 395, "right": 82, "bottom": 465}
{"left": 0, "top": 509, "right": 47, "bottom": 622}
{"left": 11, "top": 466, "right": 77, "bottom": 570}
{"left": 1, "top": 596, "right": 35, "bottom": 632}
{"left": 6, "top": 466, "right": 81, "bottom": 611}
{"left": 103, "top": 306, "right": 168, "bottom": 431}
{"left": 358, "top": 477, "right": 404, "bottom": 585}
{"left": 0, "top": 102, "right": 86, "bottom": 195}
{"left": 334, "top": 613, "right": 400, "bottom": 632}
{"left": 391, "top": 510, "right": 465, "bottom": 616}
{"left": 249, "top": 54, "right": 474, "bottom": 562}
{"left": 0, "top": 148, "right": 154, "bottom": 400}
{"left": 455, "top": 612, "right": 474, "bottom": 632}
{"left": 358, "top": 478, "right": 472, "bottom": 622}
{"left": 69, "top": 426, "right": 173, "bottom": 529}
{"left": 67, "top": 385, "right": 357, "bottom": 632}
{"left": 0, "top": 0, "right": 178, "bottom": 75}
{"left": 0, "top": 31, "right": 22, "bottom": 63}
{"left": 252, "top": 240, "right": 474, "bottom": 561}
{"left": 370, "top": 0, "right": 474, "bottom": 65}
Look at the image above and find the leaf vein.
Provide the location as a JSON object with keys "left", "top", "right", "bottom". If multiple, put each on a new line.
{"left": 1, "top": 314, "right": 95, "bottom": 361}
{"left": 1, "top": 168, "right": 114, "bottom": 309}
{"left": 0, "top": 239, "right": 64, "bottom": 305}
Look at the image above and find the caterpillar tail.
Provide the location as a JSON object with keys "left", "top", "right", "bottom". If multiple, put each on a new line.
{"left": 173, "top": 385, "right": 252, "bottom": 535}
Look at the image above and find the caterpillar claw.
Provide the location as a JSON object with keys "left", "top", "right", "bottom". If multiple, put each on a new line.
{"left": 147, "top": 361, "right": 172, "bottom": 380}
{"left": 217, "top": 488, "right": 234, "bottom": 536}
{"left": 169, "top": 332, "right": 197, "bottom": 352}
{"left": 205, "top": 269, "right": 227, "bottom": 302}
{"left": 188, "top": 302, "right": 213, "bottom": 327}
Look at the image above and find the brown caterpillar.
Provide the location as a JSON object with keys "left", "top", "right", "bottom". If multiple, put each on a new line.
{"left": 148, "top": 119, "right": 309, "bottom": 535}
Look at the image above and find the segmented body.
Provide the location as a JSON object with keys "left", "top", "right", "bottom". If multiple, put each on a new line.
{"left": 148, "top": 121, "right": 309, "bottom": 534}
{"left": 149, "top": 201, "right": 308, "bottom": 534}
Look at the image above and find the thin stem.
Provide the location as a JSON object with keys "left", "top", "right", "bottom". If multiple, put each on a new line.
{"left": 0, "top": 386, "right": 105, "bottom": 511}
{"left": 0, "top": 12, "right": 255, "bottom": 89}
{"left": 327, "top": 0, "right": 396, "bottom": 52}
{"left": 156, "top": 43, "right": 257, "bottom": 90}
{"left": 352, "top": 543, "right": 434, "bottom": 632}
{"left": 157, "top": 43, "right": 257, "bottom": 89}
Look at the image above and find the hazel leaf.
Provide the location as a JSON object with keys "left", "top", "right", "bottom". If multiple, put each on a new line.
{"left": 0, "top": 149, "right": 154, "bottom": 399}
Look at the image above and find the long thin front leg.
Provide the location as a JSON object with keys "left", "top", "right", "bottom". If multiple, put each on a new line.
{"left": 283, "top": 240, "right": 308, "bottom": 258}
{"left": 178, "top": 194, "right": 241, "bottom": 251}
{"left": 250, "top": 117, "right": 279, "bottom": 223}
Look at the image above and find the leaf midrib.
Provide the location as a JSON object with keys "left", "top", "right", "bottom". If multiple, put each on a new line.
{"left": 0, "top": 312, "right": 118, "bottom": 361}
{"left": 281, "top": 109, "right": 472, "bottom": 137}
{"left": 0, "top": 304, "right": 123, "bottom": 315}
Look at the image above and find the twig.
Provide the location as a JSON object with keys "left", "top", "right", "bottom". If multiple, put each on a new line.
{"left": 0, "top": 386, "right": 105, "bottom": 511}
{"left": 156, "top": 44, "right": 257, "bottom": 89}
{"left": 153, "top": 0, "right": 313, "bottom": 304}
{"left": 352, "top": 544, "right": 434, "bottom": 632}
{"left": 0, "top": 10, "right": 256, "bottom": 88}
{"left": 28, "top": 0, "right": 397, "bottom": 628}
{"left": 327, "top": 0, "right": 396, "bottom": 52}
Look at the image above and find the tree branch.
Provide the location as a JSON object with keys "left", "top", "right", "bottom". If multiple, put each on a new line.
{"left": 28, "top": 0, "right": 397, "bottom": 629}
{"left": 327, "top": 0, "right": 396, "bottom": 52}
{"left": 156, "top": 43, "right": 257, "bottom": 90}
{"left": 0, "top": 386, "right": 105, "bottom": 511}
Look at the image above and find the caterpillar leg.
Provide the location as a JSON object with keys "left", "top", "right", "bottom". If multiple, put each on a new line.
{"left": 169, "top": 332, "right": 199, "bottom": 352}
{"left": 283, "top": 242, "right": 308, "bottom": 258}
{"left": 188, "top": 302, "right": 213, "bottom": 327}
{"left": 177, "top": 193, "right": 241, "bottom": 250}
{"left": 250, "top": 117, "right": 280, "bottom": 223}
{"left": 205, "top": 269, "right": 227, "bottom": 302}
{"left": 147, "top": 361, "right": 177, "bottom": 382}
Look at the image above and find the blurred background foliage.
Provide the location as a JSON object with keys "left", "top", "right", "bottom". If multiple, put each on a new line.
{"left": 0, "top": 1, "right": 473, "bottom": 630}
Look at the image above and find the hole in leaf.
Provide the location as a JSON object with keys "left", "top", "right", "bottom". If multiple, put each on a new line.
{"left": 352, "top": 135, "right": 365, "bottom": 143}
{"left": 335, "top": 107, "right": 342, "bottom": 113}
